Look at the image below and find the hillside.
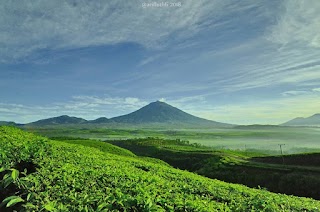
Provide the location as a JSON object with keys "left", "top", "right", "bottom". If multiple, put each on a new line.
{"left": 111, "top": 101, "right": 231, "bottom": 127}
{"left": 1, "top": 127, "right": 319, "bottom": 211}
{"left": 109, "top": 137, "right": 320, "bottom": 199}
{"left": 282, "top": 114, "right": 320, "bottom": 126}
{"left": 28, "top": 115, "right": 88, "bottom": 126}
{"left": 252, "top": 152, "right": 320, "bottom": 167}
{"left": 51, "top": 137, "right": 137, "bottom": 157}
{"left": 88, "top": 117, "right": 112, "bottom": 124}
{"left": 0, "top": 121, "right": 18, "bottom": 126}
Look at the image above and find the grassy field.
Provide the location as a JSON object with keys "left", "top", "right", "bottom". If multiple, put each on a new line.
{"left": 251, "top": 152, "right": 320, "bottom": 167}
{"left": 26, "top": 125, "right": 320, "bottom": 154}
{"left": 107, "top": 137, "right": 320, "bottom": 200}
{"left": 1, "top": 126, "right": 320, "bottom": 211}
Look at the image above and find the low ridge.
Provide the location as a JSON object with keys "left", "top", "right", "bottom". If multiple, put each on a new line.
{"left": 0, "top": 121, "right": 19, "bottom": 126}
{"left": 28, "top": 115, "right": 87, "bottom": 126}
{"left": 282, "top": 113, "right": 320, "bottom": 126}
{"left": 88, "top": 117, "right": 112, "bottom": 124}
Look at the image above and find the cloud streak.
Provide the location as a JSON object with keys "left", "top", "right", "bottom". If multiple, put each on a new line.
{"left": 268, "top": 0, "right": 320, "bottom": 48}
{"left": 0, "top": 0, "right": 236, "bottom": 63}
{"left": 0, "top": 96, "right": 148, "bottom": 123}
{"left": 181, "top": 93, "right": 320, "bottom": 125}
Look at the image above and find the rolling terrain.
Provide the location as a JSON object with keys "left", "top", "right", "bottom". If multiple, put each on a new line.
{"left": 1, "top": 126, "right": 320, "bottom": 211}
{"left": 108, "top": 137, "right": 320, "bottom": 200}
{"left": 27, "top": 115, "right": 87, "bottom": 126}
{"left": 0, "top": 121, "right": 20, "bottom": 126}
{"left": 1, "top": 101, "right": 320, "bottom": 210}
{"left": 28, "top": 125, "right": 320, "bottom": 155}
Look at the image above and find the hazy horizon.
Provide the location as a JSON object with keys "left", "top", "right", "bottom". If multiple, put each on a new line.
{"left": 1, "top": 100, "right": 319, "bottom": 125}
{"left": 1, "top": 1, "right": 320, "bottom": 124}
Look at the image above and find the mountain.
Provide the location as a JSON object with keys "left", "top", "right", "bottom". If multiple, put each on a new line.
{"left": 23, "top": 101, "right": 232, "bottom": 128}
{"left": 110, "top": 101, "right": 231, "bottom": 127}
{"left": 282, "top": 114, "right": 320, "bottom": 126}
{"left": 88, "top": 117, "right": 112, "bottom": 124}
{"left": 0, "top": 121, "right": 19, "bottom": 126}
{"left": 28, "top": 115, "right": 88, "bottom": 126}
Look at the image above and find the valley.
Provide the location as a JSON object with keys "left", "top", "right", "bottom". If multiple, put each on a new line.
{"left": 27, "top": 125, "right": 320, "bottom": 155}
{"left": 1, "top": 101, "right": 320, "bottom": 211}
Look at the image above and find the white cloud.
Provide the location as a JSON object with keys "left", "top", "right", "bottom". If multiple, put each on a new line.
{"left": 0, "top": 96, "right": 148, "bottom": 123}
{"left": 268, "top": 0, "right": 320, "bottom": 48}
{"left": 138, "top": 55, "right": 161, "bottom": 66}
{"left": 184, "top": 94, "right": 320, "bottom": 125}
{"left": 1, "top": 93, "right": 320, "bottom": 125}
{"left": 281, "top": 88, "right": 320, "bottom": 97}
{"left": 0, "top": 95, "right": 210, "bottom": 123}
{"left": 198, "top": 1, "right": 320, "bottom": 94}
{"left": 280, "top": 65, "right": 320, "bottom": 83}
{"left": 72, "top": 96, "right": 147, "bottom": 108}
{"left": 281, "top": 91, "right": 308, "bottom": 97}
{"left": 0, "top": 0, "right": 236, "bottom": 63}
{"left": 208, "top": 42, "right": 320, "bottom": 93}
{"left": 166, "top": 95, "right": 206, "bottom": 107}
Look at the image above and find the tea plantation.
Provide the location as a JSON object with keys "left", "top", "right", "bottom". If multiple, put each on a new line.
{"left": 1, "top": 126, "right": 320, "bottom": 211}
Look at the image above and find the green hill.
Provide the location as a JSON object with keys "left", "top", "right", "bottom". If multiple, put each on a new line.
{"left": 0, "top": 121, "right": 19, "bottom": 126}
{"left": 28, "top": 115, "right": 87, "bottom": 126}
{"left": 88, "top": 117, "right": 112, "bottom": 124}
{"left": 252, "top": 152, "right": 320, "bottom": 167}
{"left": 50, "top": 137, "right": 136, "bottom": 157}
{"left": 1, "top": 126, "right": 319, "bottom": 211}
{"left": 109, "top": 137, "right": 320, "bottom": 200}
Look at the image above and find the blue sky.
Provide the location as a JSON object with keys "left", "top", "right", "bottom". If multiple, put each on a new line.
{"left": 1, "top": 0, "right": 320, "bottom": 124}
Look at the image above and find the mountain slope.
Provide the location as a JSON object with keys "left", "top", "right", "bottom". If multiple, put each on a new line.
{"left": 111, "top": 101, "right": 231, "bottom": 127}
{"left": 88, "top": 117, "right": 112, "bottom": 124}
{"left": 282, "top": 114, "right": 320, "bottom": 126}
{"left": 23, "top": 101, "right": 231, "bottom": 127}
{"left": 0, "top": 121, "right": 19, "bottom": 126}
{"left": 28, "top": 115, "right": 87, "bottom": 126}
